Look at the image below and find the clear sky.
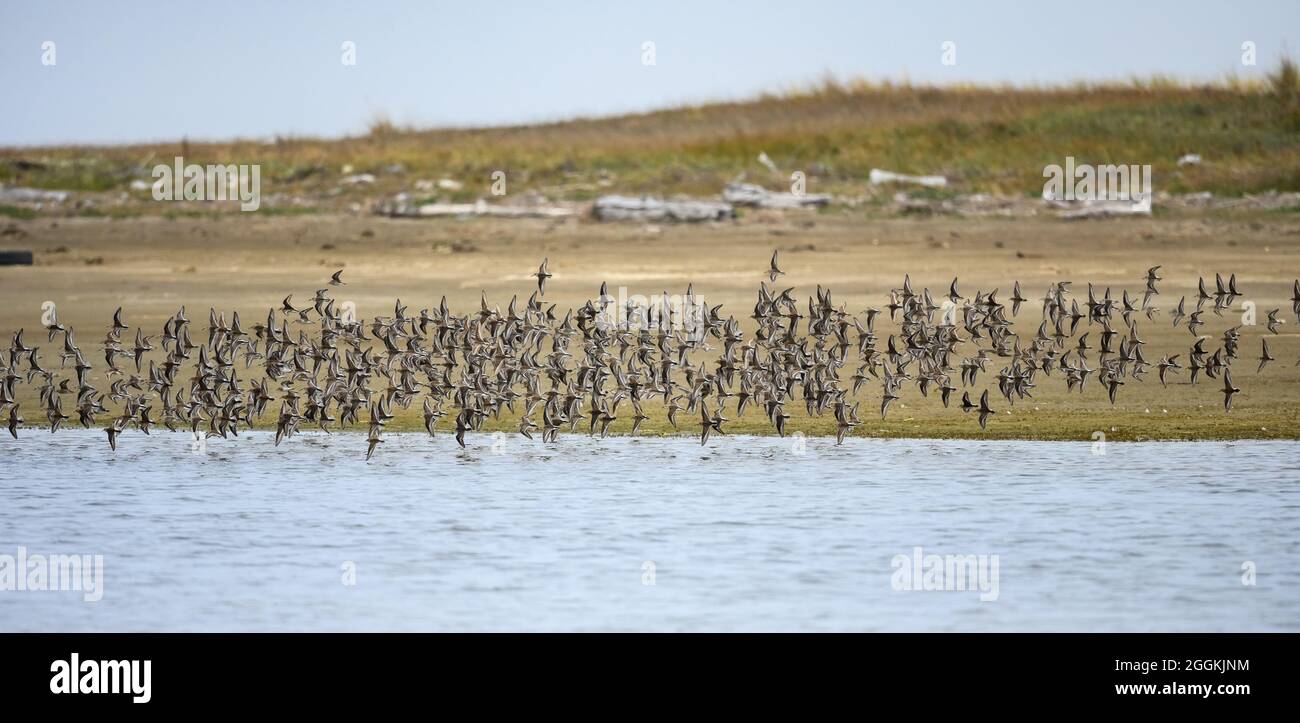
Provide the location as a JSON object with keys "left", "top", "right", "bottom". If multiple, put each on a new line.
{"left": 1, "top": 0, "right": 1297, "bottom": 146}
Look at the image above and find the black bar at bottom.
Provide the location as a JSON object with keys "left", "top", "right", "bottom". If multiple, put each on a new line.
{"left": 0, "top": 632, "right": 1285, "bottom": 709}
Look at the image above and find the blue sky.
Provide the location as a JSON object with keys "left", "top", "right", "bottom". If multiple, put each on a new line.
{"left": 1, "top": 0, "right": 1297, "bottom": 146}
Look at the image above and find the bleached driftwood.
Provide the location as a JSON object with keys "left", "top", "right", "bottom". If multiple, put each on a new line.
{"left": 379, "top": 199, "right": 575, "bottom": 219}
{"left": 1053, "top": 195, "right": 1153, "bottom": 219}
{"left": 0, "top": 186, "right": 70, "bottom": 203}
{"left": 723, "top": 182, "right": 830, "bottom": 209}
{"left": 593, "top": 195, "right": 733, "bottom": 222}
{"left": 869, "top": 169, "right": 948, "bottom": 188}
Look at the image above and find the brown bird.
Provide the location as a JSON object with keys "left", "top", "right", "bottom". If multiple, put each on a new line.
{"left": 534, "top": 258, "right": 553, "bottom": 295}
{"left": 105, "top": 422, "right": 121, "bottom": 451}
{"left": 6, "top": 404, "right": 22, "bottom": 439}
{"left": 1258, "top": 339, "right": 1275, "bottom": 373}
{"left": 976, "top": 390, "right": 995, "bottom": 429}
{"left": 767, "top": 250, "right": 784, "bottom": 283}
{"left": 1222, "top": 369, "right": 1240, "bottom": 411}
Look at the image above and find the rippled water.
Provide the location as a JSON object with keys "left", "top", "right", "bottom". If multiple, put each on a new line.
{"left": 2, "top": 430, "right": 1298, "bottom": 631}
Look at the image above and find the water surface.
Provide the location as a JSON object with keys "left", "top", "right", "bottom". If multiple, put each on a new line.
{"left": 2, "top": 431, "right": 1297, "bottom": 631}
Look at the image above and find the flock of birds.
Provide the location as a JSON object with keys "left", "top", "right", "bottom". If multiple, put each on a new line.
{"left": 1, "top": 251, "right": 1298, "bottom": 459}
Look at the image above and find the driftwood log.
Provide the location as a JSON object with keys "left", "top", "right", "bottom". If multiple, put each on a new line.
{"left": 0, "top": 186, "right": 69, "bottom": 203}
{"left": 593, "top": 195, "right": 733, "bottom": 222}
{"left": 869, "top": 169, "right": 948, "bottom": 188}
{"left": 1052, "top": 196, "right": 1153, "bottom": 219}
{"left": 723, "top": 182, "right": 830, "bottom": 209}
{"left": 377, "top": 199, "right": 575, "bottom": 219}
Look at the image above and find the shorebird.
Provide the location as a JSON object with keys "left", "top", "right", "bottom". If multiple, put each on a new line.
{"left": 976, "top": 390, "right": 995, "bottom": 429}
{"left": 1222, "top": 369, "right": 1241, "bottom": 411}
{"left": 422, "top": 397, "right": 441, "bottom": 436}
{"left": 1010, "top": 282, "right": 1026, "bottom": 316}
{"left": 767, "top": 250, "right": 784, "bottom": 283}
{"left": 1266, "top": 308, "right": 1282, "bottom": 334}
{"left": 1142, "top": 266, "right": 1162, "bottom": 305}
{"left": 534, "top": 258, "right": 553, "bottom": 295}
{"left": 1157, "top": 355, "right": 1182, "bottom": 386}
{"left": 1258, "top": 339, "right": 1275, "bottom": 373}
{"left": 1170, "top": 296, "right": 1186, "bottom": 327}
{"left": 6, "top": 404, "right": 22, "bottom": 439}
{"left": 105, "top": 421, "right": 121, "bottom": 451}
{"left": 698, "top": 402, "right": 713, "bottom": 445}
{"left": 959, "top": 390, "right": 976, "bottom": 414}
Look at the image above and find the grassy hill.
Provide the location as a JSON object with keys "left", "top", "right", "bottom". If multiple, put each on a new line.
{"left": 3, "top": 61, "right": 1299, "bottom": 207}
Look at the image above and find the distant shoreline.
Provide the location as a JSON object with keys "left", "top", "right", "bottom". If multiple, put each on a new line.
{"left": 4, "top": 60, "right": 1298, "bottom": 203}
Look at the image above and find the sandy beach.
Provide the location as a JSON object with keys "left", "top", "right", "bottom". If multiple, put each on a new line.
{"left": 3, "top": 208, "right": 1297, "bottom": 440}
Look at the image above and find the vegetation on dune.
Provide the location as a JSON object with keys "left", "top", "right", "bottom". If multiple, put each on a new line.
{"left": 0, "top": 204, "right": 39, "bottom": 220}
{"left": 3, "top": 62, "right": 1299, "bottom": 205}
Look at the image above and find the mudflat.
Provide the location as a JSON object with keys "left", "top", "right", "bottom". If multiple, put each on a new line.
{"left": 2, "top": 208, "right": 1298, "bottom": 440}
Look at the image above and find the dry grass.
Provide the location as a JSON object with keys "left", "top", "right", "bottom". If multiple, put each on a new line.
{"left": 3, "top": 66, "right": 1299, "bottom": 203}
